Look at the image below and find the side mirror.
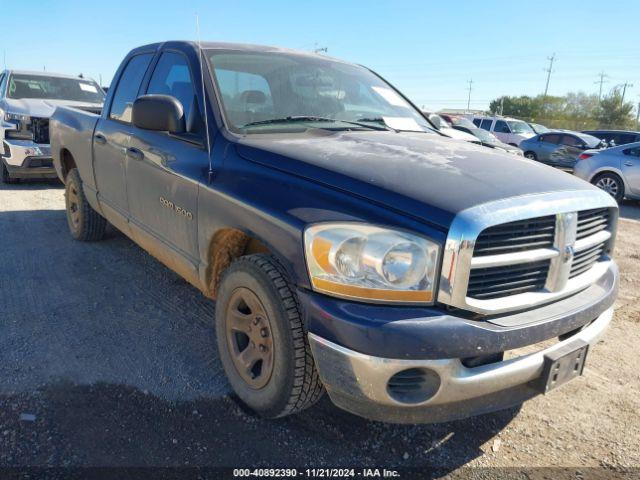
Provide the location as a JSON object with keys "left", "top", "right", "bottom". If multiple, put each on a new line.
{"left": 132, "top": 94, "right": 185, "bottom": 133}
{"left": 428, "top": 115, "right": 442, "bottom": 130}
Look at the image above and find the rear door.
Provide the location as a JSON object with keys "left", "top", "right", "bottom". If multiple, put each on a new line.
{"left": 554, "top": 134, "right": 585, "bottom": 168}
{"left": 93, "top": 53, "right": 153, "bottom": 232}
{"left": 125, "top": 49, "right": 205, "bottom": 273}
{"left": 622, "top": 146, "right": 640, "bottom": 195}
{"left": 536, "top": 133, "right": 562, "bottom": 163}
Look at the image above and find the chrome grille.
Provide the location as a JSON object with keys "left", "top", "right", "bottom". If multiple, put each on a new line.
{"left": 576, "top": 208, "right": 609, "bottom": 240}
{"left": 467, "top": 208, "right": 614, "bottom": 302}
{"left": 473, "top": 216, "right": 556, "bottom": 256}
{"left": 438, "top": 190, "right": 618, "bottom": 315}
{"left": 468, "top": 260, "right": 550, "bottom": 299}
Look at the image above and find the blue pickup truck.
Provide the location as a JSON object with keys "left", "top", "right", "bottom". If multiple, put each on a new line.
{"left": 50, "top": 41, "right": 619, "bottom": 424}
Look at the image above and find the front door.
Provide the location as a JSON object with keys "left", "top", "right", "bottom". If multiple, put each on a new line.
{"left": 125, "top": 51, "right": 205, "bottom": 279}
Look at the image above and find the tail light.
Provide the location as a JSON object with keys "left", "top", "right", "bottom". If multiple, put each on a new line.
{"left": 578, "top": 153, "right": 593, "bottom": 160}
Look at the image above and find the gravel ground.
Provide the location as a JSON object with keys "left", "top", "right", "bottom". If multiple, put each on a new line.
{"left": 0, "top": 180, "right": 639, "bottom": 472}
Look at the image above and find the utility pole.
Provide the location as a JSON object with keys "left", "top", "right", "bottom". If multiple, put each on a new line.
{"left": 636, "top": 98, "right": 640, "bottom": 129}
{"left": 621, "top": 82, "right": 634, "bottom": 107}
{"left": 466, "top": 79, "right": 473, "bottom": 111}
{"left": 3, "top": 50, "right": 5, "bottom": 69}
{"left": 543, "top": 53, "right": 556, "bottom": 98}
{"left": 594, "top": 71, "right": 609, "bottom": 100}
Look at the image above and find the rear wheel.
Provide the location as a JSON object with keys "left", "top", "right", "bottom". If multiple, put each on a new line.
{"left": 524, "top": 151, "right": 537, "bottom": 160}
{"left": 215, "top": 254, "right": 324, "bottom": 418}
{"left": 1, "top": 161, "right": 17, "bottom": 184}
{"left": 593, "top": 172, "right": 624, "bottom": 202}
{"left": 65, "top": 168, "right": 107, "bottom": 241}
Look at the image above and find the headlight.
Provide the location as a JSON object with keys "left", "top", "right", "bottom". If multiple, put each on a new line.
{"left": 304, "top": 223, "right": 440, "bottom": 304}
{"left": 4, "top": 112, "right": 30, "bottom": 124}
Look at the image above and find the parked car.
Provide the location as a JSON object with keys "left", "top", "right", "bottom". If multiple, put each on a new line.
{"left": 51, "top": 41, "right": 618, "bottom": 424}
{"left": 574, "top": 142, "right": 640, "bottom": 202}
{"left": 529, "top": 122, "right": 550, "bottom": 134}
{"left": 0, "top": 70, "right": 104, "bottom": 183}
{"left": 422, "top": 112, "right": 480, "bottom": 144}
{"left": 519, "top": 131, "right": 603, "bottom": 172}
{"left": 469, "top": 116, "right": 535, "bottom": 146}
{"left": 439, "top": 113, "right": 476, "bottom": 129}
{"left": 582, "top": 130, "right": 640, "bottom": 147}
{"left": 452, "top": 125, "right": 523, "bottom": 155}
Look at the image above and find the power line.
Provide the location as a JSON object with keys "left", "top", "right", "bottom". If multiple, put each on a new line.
{"left": 543, "top": 53, "right": 556, "bottom": 97}
{"left": 594, "top": 71, "right": 609, "bottom": 100}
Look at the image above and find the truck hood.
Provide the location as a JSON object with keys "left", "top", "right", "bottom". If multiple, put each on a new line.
{"left": 3, "top": 98, "right": 102, "bottom": 118}
{"left": 236, "top": 130, "right": 599, "bottom": 229}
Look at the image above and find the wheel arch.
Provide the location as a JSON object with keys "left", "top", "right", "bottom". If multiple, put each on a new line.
{"left": 588, "top": 166, "right": 629, "bottom": 192}
{"left": 59, "top": 148, "right": 77, "bottom": 182}
{"left": 203, "top": 227, "right": 293, "bottom": 300}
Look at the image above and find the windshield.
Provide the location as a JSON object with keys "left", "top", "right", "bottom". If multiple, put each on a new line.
{"left": 472, "top": 128, "right": 500, "bottom": 143}
{"left": 531, "top": 123, "right": 549, "bottom": 133}
{"left": 7, "top": 74, "right": 104, "bottom": 103}
{"left": 506, "top": 120, "right": 534, "bottom": 134}
{"left": 450, "top": 117, "right": 476, "bottom": 129}
{"left": 207, "top": 50, "right": 432, "bottom": 134}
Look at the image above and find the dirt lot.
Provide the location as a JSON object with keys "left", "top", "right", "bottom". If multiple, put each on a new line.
{"left": 0, "top": 180, "right": 639, "bottom": 473}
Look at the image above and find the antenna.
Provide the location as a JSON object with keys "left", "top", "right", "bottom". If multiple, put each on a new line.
{"left": 196, "top": 13, "right": 213, "bottom": 182}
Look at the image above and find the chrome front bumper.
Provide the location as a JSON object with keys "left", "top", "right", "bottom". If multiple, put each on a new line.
{"left": 309, "top": 306, "right": 613, "bottom": 424}
{"left": 2, "top": 139, "right": 56, "bottom": 178}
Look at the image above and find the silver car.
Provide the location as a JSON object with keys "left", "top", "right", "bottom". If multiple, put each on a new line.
{"left": 574, "top": 142, "right": 640, "bottom": 202}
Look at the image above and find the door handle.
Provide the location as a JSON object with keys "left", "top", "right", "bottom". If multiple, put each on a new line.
{"left": 94, "top": 133, "right": 107, "bottom": 145}
{"left": 126, "top": 147, "right": 144, "bottom": 161}
{"left": 624, "top": 161, "right": 633, "bottom": 167}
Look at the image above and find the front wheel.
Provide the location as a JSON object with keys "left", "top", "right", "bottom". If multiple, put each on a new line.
{"left": 65, "top": 168, "right": 107, "bottom": 241}
{"left": 215, "top": 254, "right": 324, "bottom": 418}
{"left": 524, "top": 151, "right": 537, "bottom": 160}
{"left": 593, "top": 172, "right": 625, "bottom": 202}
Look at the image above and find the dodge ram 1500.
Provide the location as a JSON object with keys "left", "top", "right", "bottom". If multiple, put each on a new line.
{"left": 0, "top": 69, "right": 104, "bottom": 183}
{"left": 50, "top": 41, "right": 619, "bottom": 423}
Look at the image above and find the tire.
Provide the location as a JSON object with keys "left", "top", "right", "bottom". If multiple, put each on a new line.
{"left": 592, "top": 172, "right": 625, "bottom": 202}
{"left": 65, "top": 168, "right": 107, "bottom": 241}
{"left": 524, "top": 151, "right": 537, "bottom": 160}
{"left": 1, "top": 161, "right": 17, "bottom": 184}
{"left": 215, "top": 254, "right": 324, "bottom": 418}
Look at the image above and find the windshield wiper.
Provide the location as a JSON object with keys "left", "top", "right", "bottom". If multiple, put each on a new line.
{"left": 242, "top": 116, "right": 392, "bottom": 131}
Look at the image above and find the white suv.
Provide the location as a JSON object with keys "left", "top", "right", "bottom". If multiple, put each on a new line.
{"left": 469, "top": 116, "right": 535, "bottom": 147}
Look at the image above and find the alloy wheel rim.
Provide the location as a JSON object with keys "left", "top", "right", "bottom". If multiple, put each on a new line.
{"left": 225, "top": 287, "right": 274, "bottom": 389}
{"left": 596, "top": 177, "right": 619, "bottom": 196}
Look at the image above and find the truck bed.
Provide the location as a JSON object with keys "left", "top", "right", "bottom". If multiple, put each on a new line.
{"left": 50, "top": 106, "right": 101, "bottom": 186}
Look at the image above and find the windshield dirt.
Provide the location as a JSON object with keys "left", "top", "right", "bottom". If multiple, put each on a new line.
{"left": 207, "top": 50, "right": 432, "bottom": 134}
{"left": 7, "top": 74, "right": 105, "bottom": 103}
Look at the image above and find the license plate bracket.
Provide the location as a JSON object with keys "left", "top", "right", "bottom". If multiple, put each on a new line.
{"left": 537, "top": 340, "right": 589, "bottom": 393}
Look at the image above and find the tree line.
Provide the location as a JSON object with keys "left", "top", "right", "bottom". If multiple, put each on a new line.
{"left": 489, "top": 87, "right": 638, "bottom": 131}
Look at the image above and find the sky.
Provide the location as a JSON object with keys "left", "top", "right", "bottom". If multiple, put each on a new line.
{"left": 1, "top": 0, "right": 639, "bottom": 112}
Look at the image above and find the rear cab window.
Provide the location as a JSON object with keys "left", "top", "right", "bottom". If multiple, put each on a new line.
{"left": 109, "top": 53, "right": 154, "bottom": 123}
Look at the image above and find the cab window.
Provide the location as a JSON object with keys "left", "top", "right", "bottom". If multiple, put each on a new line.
{"left": 109, "top": 54, "right": 153, "bottom": 123}
{"left": 146, "top": 52, "right": 197, "bottom": 126}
